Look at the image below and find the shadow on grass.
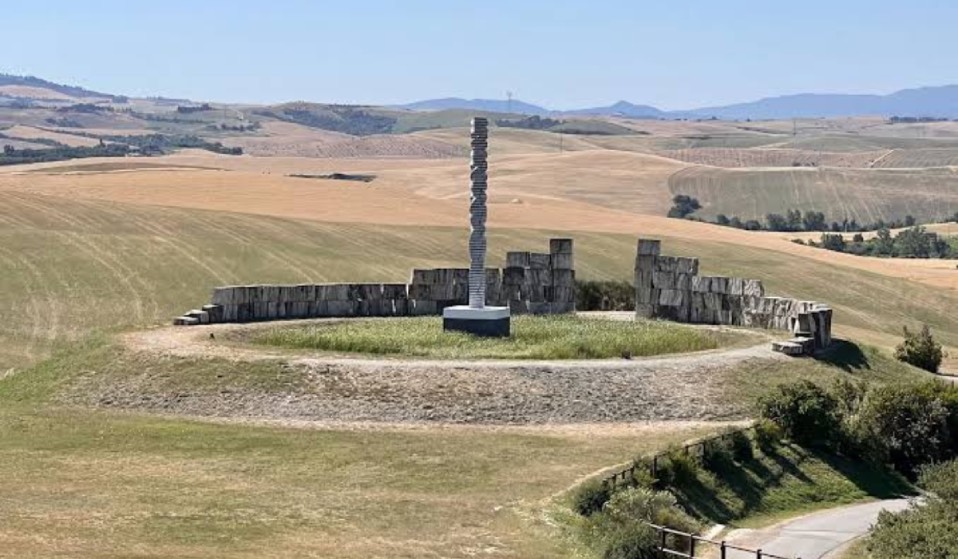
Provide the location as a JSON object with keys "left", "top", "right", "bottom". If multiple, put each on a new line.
{"left": 807, "top": 447, "right": 916, "bottom": 499}
{"left": 814, "top": 339, "right": 870, "bottom": 372}
{"left": 669, "top": 442, "right": 913, "bottom": 525}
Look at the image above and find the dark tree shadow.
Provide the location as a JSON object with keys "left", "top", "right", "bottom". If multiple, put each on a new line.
{"left": 814, "top": 339, "right": 869, "bottom": 372}
{"left": 807, "top": 447, "right": 916, "bottom": 499}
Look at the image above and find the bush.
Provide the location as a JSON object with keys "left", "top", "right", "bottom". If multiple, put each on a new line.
{"left": 753, "top": 419, "right": 783, "bottom": 452}
{"left": 598, "top": 487, "right": 700, "bottom": 558}
{"left": 895, "top": 325, "right": 944, "bottom": 373}
{"left": 702, "top": 437, "right": 735, "bottom": 472}
{"left": 573, "top": 478, "right": 612, "bottom": 516}
{"left": 655, "top": 449, "right": 699, "bottom": 486}
{"left": 576, "top": 280, "right": 635, "bottom": 311}
{"left": 759, "top": 380, "right": 842, "bottom": 448}
{"left": 854, "top": 383, "right": 951, "bottom": 477}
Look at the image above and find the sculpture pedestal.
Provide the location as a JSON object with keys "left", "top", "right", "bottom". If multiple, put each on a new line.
{"left": 442, "top": 306, "right": 511, "bottom": 337}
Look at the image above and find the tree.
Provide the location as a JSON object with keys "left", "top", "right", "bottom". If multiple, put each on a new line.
{"left": 715, "top": 214, "right": 731, "bottom": 226}
{"left": 802, "top": 211, "right": 827, "bottom": 231}
{"left": 786, "top": 209, "right": 803, "bottom": 231}
{"left": 820, "top": 233, "right": 846, "bottom": 252}
{"left": 905, "top": 215, "right": 916, "bottom": 227}
{"left": 2, "top": 145, "right": 13, "bottom": 156}
{"left": 875, "top": 227, "right": 894, "bottom": 256}
{"left": 765, "top": 213, "right": 788, "bottom": 231}
{"left": 667, "top": 195, "right": 701, "bottom": 219}
{"left": 895, "top": 325, "right": 944, "bottom": 373}
{"left": 852, "top": 233, "right": 865, "bottom": 243}
{"left": 729, "top": 216, "right": 744, "bottom": 229}
{"left": 895, "top": 226, "right": 932, "bottom": 257}
{"left": 744, "top": 219, "right": 763, "bottom": 231}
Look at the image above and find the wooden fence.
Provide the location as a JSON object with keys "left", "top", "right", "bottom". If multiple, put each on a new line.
{"left": 602, "top": 426, "right": 754, "bottom": 490}
{"left": 650, "top": 524, "right": 798, "bottom": 559}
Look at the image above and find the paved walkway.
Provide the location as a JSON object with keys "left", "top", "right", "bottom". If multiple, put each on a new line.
{"left": 723, "top": 499, "right": 911, "bottom": 559}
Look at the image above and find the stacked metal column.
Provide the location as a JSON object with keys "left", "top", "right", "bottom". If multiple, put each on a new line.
{"left": 468, "top": 117, "right": 489, "bottom": 309}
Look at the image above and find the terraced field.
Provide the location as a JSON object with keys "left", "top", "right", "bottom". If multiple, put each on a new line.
{"left": 669, "top": 164, "right": 958, "bottom": 223}
{"left": 656, "top": 147, "right": 885, "bottom": 168}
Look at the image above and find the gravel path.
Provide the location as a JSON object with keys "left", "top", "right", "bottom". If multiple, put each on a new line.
{"left": 111, "top": 316, "right": 784, "bottom": 424}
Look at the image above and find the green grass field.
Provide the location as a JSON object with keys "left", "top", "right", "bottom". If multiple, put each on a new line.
{"left": 249, "top": 315, "right": 745, "bottom": 359}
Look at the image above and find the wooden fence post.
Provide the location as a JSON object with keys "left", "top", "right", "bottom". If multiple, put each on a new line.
{"left": 720, "top": 541, "right": 726, "bottom": 559}
{"left": 689, "top": 534, "right": 696, "bottom": 557}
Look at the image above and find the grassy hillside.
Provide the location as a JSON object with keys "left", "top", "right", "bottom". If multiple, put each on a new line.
{"left": 0, "top": 355, "right": 717, "bottom": 558}
{"left": 669, "top": 165, "right": 958, "bottom": 223}
{"left": 2, "top": 191, "right": 958, "bottom": 371}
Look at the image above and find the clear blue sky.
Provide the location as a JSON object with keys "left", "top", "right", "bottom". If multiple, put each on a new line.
{"left": 3, "top": 0, "right": 956, "bottom": 110}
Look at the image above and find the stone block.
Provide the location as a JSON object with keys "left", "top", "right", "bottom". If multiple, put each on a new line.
{"left": 410, "top": 299, "right": 437, "bottom": 316}
{"left": 675, "top": 257, "right": 699, "bottom": 275}
{"left": 635, "top": 255, "right": 656, "bottom": 273}
{"left": 652, "top": 270, "right": 676, "bottom": 289}
{"left": 655, "top": 256, "right": 678, "bottom": 272}
{"left": 636, "top": 287, "right": 659, "bottom": 305}
{"left": 551, "top": 253, "right": 574, "bottom": 270}
{"left": 550, "top": 238, "right": 574, "bottom": 255}
{"left": 636, "top": 239, "right": 661, "bottom": 256}
{"left": 743, "top": 279, "right": 765, "bottom": 298}
{"left": 658, "top": 289, "right": 685, "bottom": 307}
{"left": 709, "top": 277, "right": 730, "bottom": 294}
{"left": 506, "top": 251, "right": 531, "bottom": 268}
{"left": 529, "top": 253, "right": 552, "bottom": 270}
{"left": 502, "top": 267, "right": 526, "bottom": 285}
{"left": 635, "top": 303, "right": 655, "bottom": 319}
{"left": 691, "top": 276, "right": 712, "bottom": 293}
{"left": 552, "top": 269, "right": 575, "bottom": 287}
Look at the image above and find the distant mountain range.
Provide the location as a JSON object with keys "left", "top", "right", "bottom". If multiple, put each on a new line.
{"left": 399, "top": 85, "right": 958, "bottom": 119}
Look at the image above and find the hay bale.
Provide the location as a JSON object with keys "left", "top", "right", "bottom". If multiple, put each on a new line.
{"left": 675, "top": 257, "right": 699, "bottom": 275}
{"left": 743, "top": 279, "right": 764, "bottom": 298}
{"left": 652, "top": 270, "right": 676, "bottom": 289}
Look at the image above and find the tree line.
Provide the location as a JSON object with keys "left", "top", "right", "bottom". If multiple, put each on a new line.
{"left": 801, "top": 225, "right": 958, "bottom": 259}
{"left": 667, "top": 194, "right": 958, "bottom": 233}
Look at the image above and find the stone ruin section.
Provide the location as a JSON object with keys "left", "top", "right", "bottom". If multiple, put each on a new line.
{"left": 634, "top": 239, "right": 832, "bottom": 355}
{"left": 173, "top": 238, "right": 575, "bottom": 325}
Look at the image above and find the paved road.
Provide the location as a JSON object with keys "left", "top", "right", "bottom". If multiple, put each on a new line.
{"left": 724, "top": 499, "right": 911, "bottom": 559}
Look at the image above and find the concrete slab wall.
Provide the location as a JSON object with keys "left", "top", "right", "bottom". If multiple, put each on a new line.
{"left": 174, "top": 238, "right": 576, "bottom": 325}
{"left": 634, "top": 239, "right": 833, "bottom": 350}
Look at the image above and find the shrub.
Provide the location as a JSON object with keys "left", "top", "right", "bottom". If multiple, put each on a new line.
{"left": 702, "top": 437, "right": 735, "bottom": 472}
{"left": 573, "top": 478, "right": 611, "bottom": 516}
{"left": 854, "top": 383, "right": 951, "bottom": 477}
{"left": 655, "top": 449, "right": 699, "bottom": 486}
{"left": 753, "top": 419, "right": 783, "bottom": 452}
{"left": 576, "top": 280, "right": 636, "bottom": 311}
{"left": 758, "top": 380, "right": 842, "bottom": 448}
{"left": 598, "top": 487, "right": 700, "bottom": 558}
{"left": 895, "top": 325, "right": 944, "bottom": 373}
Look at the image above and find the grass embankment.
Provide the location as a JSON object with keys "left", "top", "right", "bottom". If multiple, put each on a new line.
{"left": 720, "top": 340, "right": 931, "bottom": 405}
{"left": 667, "top": 441, "right": 913, "bottom": 527}
{"left": 250, "top": 315, "right": 746, "bottom": 359}
{"left": 0, "top": 350, "right": 720, "bottom": 558}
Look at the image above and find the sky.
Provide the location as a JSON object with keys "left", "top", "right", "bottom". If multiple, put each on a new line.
{"left": 3, "top": 0, "right": 957, "bottom": 110}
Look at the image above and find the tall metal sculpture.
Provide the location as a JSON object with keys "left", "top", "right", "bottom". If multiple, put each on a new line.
{"left": 443, "top": 117, "right": 511, "bottom": 336}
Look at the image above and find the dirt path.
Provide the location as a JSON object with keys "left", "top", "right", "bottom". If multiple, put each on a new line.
{"left": 109, "top": 318, "right": 783, "bottom": 424}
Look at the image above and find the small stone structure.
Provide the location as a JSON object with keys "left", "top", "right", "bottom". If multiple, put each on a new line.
{"left": 634, "top": 239, "right": 832, "bottom": 354}
{"left": 173, "top": 239, "right": 575, "bottom": 326}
